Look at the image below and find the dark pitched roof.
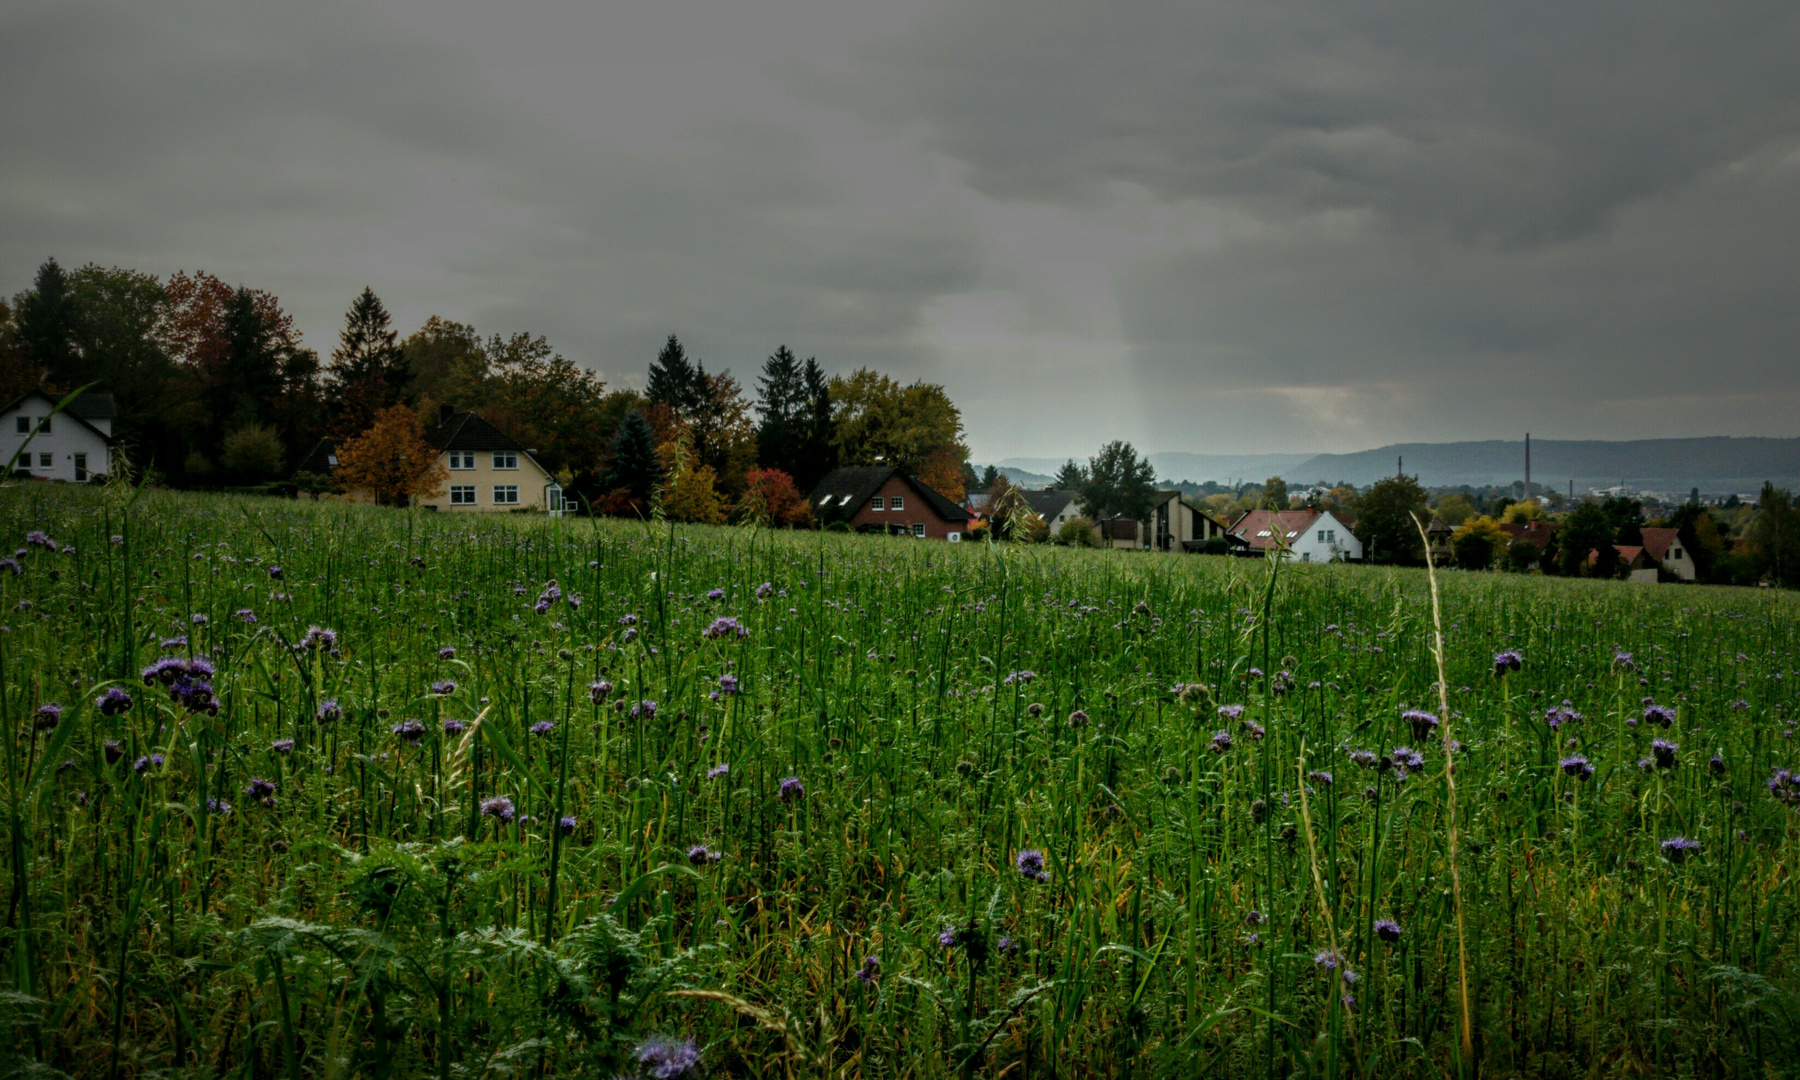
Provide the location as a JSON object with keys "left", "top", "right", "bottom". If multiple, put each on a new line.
{"left": 1023, "top": 489, "right": 1081, "bottom": 520}
{"left": 807, "top": 466, "right": 971, "bottom": 525}
{"left": 296, "top": 438, "right": 338, "bottom": 474}
{"left": 0, "top": 389, "right": 116, "bottom": 444}
{"left": 427, "top": 412, "right": 528, "bottom": 453}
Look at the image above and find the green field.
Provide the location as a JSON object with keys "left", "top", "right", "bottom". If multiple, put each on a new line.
{"left": 1, "top": 485, "right": 1798, "bottom": 1078}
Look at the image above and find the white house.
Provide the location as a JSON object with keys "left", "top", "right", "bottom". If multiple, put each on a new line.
{"left": 1640, "top": 528, "right": 1697, "bottom": 582}
{"left": 2, "top": 390, "right": 114, "bottom": 483}
{"left": 1228, "top": 509, "right": 1363, "bottom": 562}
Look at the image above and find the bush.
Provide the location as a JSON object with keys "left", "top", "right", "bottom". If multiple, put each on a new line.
{"left": 1056, "top": 517, "right": 1096, "bottom": 547}
{"left": 221, "top": 424, "right": 286, "bottom": 478}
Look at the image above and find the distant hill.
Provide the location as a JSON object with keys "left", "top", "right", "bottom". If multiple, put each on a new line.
{"left": 1288, "top": 438, "right": 1800, "bottom": 492}
{"left": 997, "top": 438, "right": 1800, "bottom": 494}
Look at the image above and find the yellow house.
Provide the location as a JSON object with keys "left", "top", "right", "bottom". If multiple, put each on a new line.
{"left": 416, "top": 411, "right": 560, "bottom": 512}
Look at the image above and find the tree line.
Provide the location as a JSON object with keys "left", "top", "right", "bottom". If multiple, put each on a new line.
{"left": 1, "top": 259, "right": 970, "bottom": 523}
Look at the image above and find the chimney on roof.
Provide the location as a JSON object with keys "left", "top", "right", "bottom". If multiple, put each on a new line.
{"left": 438, "top": 403, "right": 455, "bottom": 426}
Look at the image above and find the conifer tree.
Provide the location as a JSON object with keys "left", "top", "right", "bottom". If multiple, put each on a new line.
{"left": 325, "top": 287, "right": 411, "bottom": 436}
{"left": 605, "top": 410, "right": 661, "bottom": 504}
{"left": 647, "top": 334, "right": 701, "bottom": 417}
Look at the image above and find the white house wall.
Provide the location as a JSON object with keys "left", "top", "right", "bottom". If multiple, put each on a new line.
{"left": 2, "top": 407, "right": 111, "bottom": 482}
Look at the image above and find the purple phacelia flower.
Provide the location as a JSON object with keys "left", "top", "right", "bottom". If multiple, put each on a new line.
{"left": 207, "top": 798, "right": 233, "bottom": 816}
{"left": 1375, "top": 918, "right": 1402, "bottom": 943}
{"left": 1308, "top": 769, "right": 1334, "bottom": 787}
{"left": 708, "top": 762, "right": 730, "bottom": 780}
{"left": 631, "top": 699, "right": 656, "bottom": 719}
{"left": 96, "top": 687, "right": 133, "bottom": 716}
{"left": 480, "top": 795, "right": 516, "bottom": 823}
{"left": 1209, "top": 729, "right": 1233, "bottom": 754}
{"left": 431, "top": 680, "right": 456, "bottom": 696}
{"left": 316, "top": 699, "right": 343, "bottom": 723}
{"left": 779, "top": 775, "right": 805, "bottom": 803}
{"left": 391, "top": 719, "right": 426, "bottom": 743}
{"left": 1493, "top": 650, "right": 1523, "bottom": 675}
{"left": 443, "top": 719, "right": 467, "bottom": 736}
{"left": 1661, "top": 835, "right": 1700, "bottom": 863}
{"left": 687, "top": 844, "right": 720, "bottom": 865}
{"left": 270, "top": 739, "right": 294, "bottom": 755}
{"left": 706, "top": 588, "right": 725, "bottom": 600}
{"left": 717, "top": 673, "right": 739, "bottom": 694}
{"left": 244, "top": 777, "right": 276, "bottom": 800}
{"left": 33, "top": 702, "right": 62, "bottom": 730}
{"left": 1242, "top": 718, "right": 1266, "bottom": 741}
{"left": 1402, "top": 709, "right": 1439, "bottom": 740}
{"left": 559, "top": 816, "right": 577, "bottom": 834}
{"left": 529, "top": 721, "right": 555, "bottom": 737}
{"left": 588, "top": 679, "right": 613, "bottom": 704}
{"left": 267, "top": 565, "right": 282, "bottom": 580}
{"left": 702, "top": 616, "right": 748, "bottom": 641}
{"left": 1389, "top": 746, "right": 1425, "bottom": 779}
{"left": 1003, "top": 669, "right": 1037, "bottom": 685}
{"left": 437, "top": 646, "right": 455, "bottom": 660}
{"left": 1644, "top": 704, "right": 1676, "bottom": 728}
{"left": 299, "top": 626, "right": 336, "bottom": 651}
{"left": 1015, "top": 848, "right": 1047, "bottom": 881}
{"left": 634, "top": 1035, "right": 701, "bottom": 1080}
{"left": 1218, "top": 704, "right": 1245, "bottom": 722}
{"left": 855, "top": 955, "right": 879, "bottom": 984}
{"left": 24, "top": 531, "right": 57, "bottom": 551}
{"left": 1652, "top": 739, "right": 1678, "bottom": 769}
{"left": 1349, "top": 749, "right": 1379, "bottom": 769}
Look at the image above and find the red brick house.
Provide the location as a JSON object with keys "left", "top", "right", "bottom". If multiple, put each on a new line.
{"left": 808, "top": 466, "right": 971, "bottom": 540}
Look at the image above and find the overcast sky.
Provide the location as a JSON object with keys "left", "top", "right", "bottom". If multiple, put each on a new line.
{"left": 4, "top": 0, "right": 1798, "bottom": 458}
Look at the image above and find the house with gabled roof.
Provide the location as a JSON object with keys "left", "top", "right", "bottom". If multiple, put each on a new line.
{"left": 1228, "top": 508, "right": 1362, "bottom": 562}
{"left": 1149, "top": 490, "right": 1243, "bottom": 553}
{"left": 2, "top": 389, "right": 115, "bottom": 482}
{"left": 809, "top": 466, "right": 971, "bottom": 540}
{"left": 1023, "top": 489, "right": 1087, "bottom": 535}
{"left": 418, "top": 409, "right": 560, "bottom": 512}
{"left": 1639, "top": 527, "right": 1696, "bottom": 581}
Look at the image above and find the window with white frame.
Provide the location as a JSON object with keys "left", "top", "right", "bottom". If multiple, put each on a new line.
{"left": 450, "top": 485, "right": 477, "bottom": 505}
{"left": 13, "top": 417, "right": 26, "bottom": 434}
{"left": 38, "top": 453, "right": 52, "bottom": 468}
{"left": 912, "top": 522, "right": 925, "bottom": 538}
{"left": 890, "top": 495, "right": 904, "bottom": 511}
{"left": 448, "top": 450, "right": 475, "bottom": 470}
{"left": 492, "top": 484, "right": 519, "bottom": 505}
{"left": 871, "top": 496, "right": 884, "bottom": 510}
{"left": 492, "top": 451, "right": 518, "bottom": 470}
{"left": 37, "top": 417, "right": 49, "bottom": 434}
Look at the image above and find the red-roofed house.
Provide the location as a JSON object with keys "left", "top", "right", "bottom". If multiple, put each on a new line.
{"left": 1229, "top": 509, "right": 1362, "bottom": 562}
{"left": 1639, "top": 528, "right": 1697, "bottom": 581}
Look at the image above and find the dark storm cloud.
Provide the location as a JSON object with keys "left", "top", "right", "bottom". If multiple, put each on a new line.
{"left": 4, "top": 0, "right": 1797, "bottom": 457}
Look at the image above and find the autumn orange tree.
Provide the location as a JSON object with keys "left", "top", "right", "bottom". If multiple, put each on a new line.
{"left": 736, "top": 467, "right": 812, "bottom": 526}
{"left": 334, "top": 404, "right": 447, "bottom": 506}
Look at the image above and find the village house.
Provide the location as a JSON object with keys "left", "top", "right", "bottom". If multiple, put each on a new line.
{"left": 1023, "top": 489, "right": 1087, "bottom": 535}
{"left": 1148, "top": 491, "right": 1244, "bottom": 553}
{"left": 1228, "top": 508, "right": 1364, "bottom": 562}
{"left": 809, "top": 466, "right": 971, "bottom": 540}
{"left": 1639, "top": 527, "right": 1697, "bottom": 582}
{"left": 298, "top": 408, "right": 564, "bottom": 512}
{"left": 2, "top": 390, "right": 114, "bottom": 483}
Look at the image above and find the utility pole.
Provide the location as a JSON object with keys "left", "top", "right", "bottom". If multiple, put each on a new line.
{"left": 1397, "top": 455, "right": 1403, "bottom": 477}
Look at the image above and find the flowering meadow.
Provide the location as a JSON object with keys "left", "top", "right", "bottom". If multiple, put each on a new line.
{"left": 2, "top": 486, "right": 1799, "bottom": 1078}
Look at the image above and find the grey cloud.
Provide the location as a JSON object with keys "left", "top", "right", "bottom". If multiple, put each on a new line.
{"left": 824, "top": 1, "right": 1800, "bottom": 243}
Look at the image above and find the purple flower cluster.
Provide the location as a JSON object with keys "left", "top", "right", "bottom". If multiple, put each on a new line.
{"left": 632, "top": 699, "right": 657, "bottom": 719}
{"left": 443, "top": 719, "right": 468, "bottom": 736}
{"left": 270, "top": 739, "right": 294, "bottom": 755}
{"left": 392, "top": 719, "right": 427, "bottom": 744}
{"left": 141, "top": 656, "right": 219, "bottom": 714}
{"left": 480, "top": 795, "right": 516, "bottom": 823}
{"left": 635, "top": 1035, "right": 701, "bottom": 1079}
{"left": 1402, "top": 709, "right": 1439, "bottom": 740}
{"left": 1661, "top": 835, "right": 1700, "bottom": 863}
{"left": 1643, "top": 703, "right": 1677, "bottom": 728}
{"left": 533, "top": 580, "right": 562, "bottom": 614}
{"left": 702, "top": 615, "right": 748, "bottom": 641}
{"left": 1217, "top": 704, "right": 1244, "bottom": 722}
{"left": 299, "top": 626, "right": 337, "bottom": 651}
{"left": 717, "top": 673, "right": 739, "bottom": 694}
{"left": 1560, "top": 755, "right": 1595, "bottom": 780}
{"left": 778, "top": 775, "right": 805, "bottom": 803}
{"left": 687, "top": 844, "right": 722, "bottom": 865}
{"left": 1209, "top": 729, "right": 1233, "bottom": 754}
{"left": 707, "top": 762, "right": 730, "bottom": 780}
{"left": 1374, "top": 918, "right": 1402, "bottom": 943}
{"left": 1388, "top": 746, "right": 1425, "bottom": 779}
{"left": 316, "top": 699, "right": 343, "bottom": 723}
{"left": 1651, "top": 739, "right": 1679, "bottom": 769}
{"left": 1003, "top": 669, "right": 1037, "bottom": 685}
{"left": 95, "top": 687, "right": 133, "bottom": 716}
{"left": 1769, "top": 768, "right": 1800, "bottom": 807}
{"left": 530, "top": 721, "right": 556, "bottom": 738}
{"left": 431, "top": 680, "right": 457, "bottom": 697}
{"left": 1544, "top": 702, "right": 1582, "bottom": 729}
{"left": 588, "top": 680, "right": 613, "bottom": 704}
{"left": 1493, "top": 650, "right": 1523, "bottom": 675}
{"left": 244, "top": 777, "right": 277, "bottom": 805}
{"left": 1016, "top": 848, "right": 1047, "bottom": 882}
{"left": 34, "top": 702, "right": 63, "bottom": 731}
{"left": 855, "top": 955, "right": 879, "bottom": 984}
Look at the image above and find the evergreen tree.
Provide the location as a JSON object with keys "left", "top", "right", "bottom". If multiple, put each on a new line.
{"left": 605, "top": 410, "right": 662, "bottom": 504}
{"left": 980, "top": 464, "right": 1000, "bottom": 490}
{"left": 15, "top": 258, "right": 76, "bottom": 385}
{"left": 1053, "top": 459, "right": 1086, "bottom": 490}
{"left": 792, "top": 357, "right": 836, "bottom": 490}
{"left": 647, "top": 334, "right": 702, "bottom": 417}
{"left": 756, "top": 345, "right": 804, "bottom": 475}
{"left": 216, "top": 286, "right": 285, "bottom": 429}
{"left": 324, "top": 287, "right": 411, "bottom": 437}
